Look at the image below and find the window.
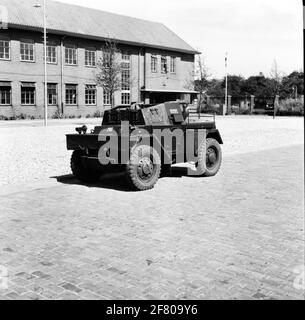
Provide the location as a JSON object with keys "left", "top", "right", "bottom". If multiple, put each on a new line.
{"left": 20, "top": 42, "right": 35, "bottom": 62}
{"left": 170, "top": 57, "right": 176, "bottom": 73}
{"left": 65, "top": 46, "right": 77, "bottom": 65}
{"left": 0, "top": 82, "right": 11, "bottom": 105}
{"left": 21, "top": 83, "right": 36, "bottom": 105}
{"left": 103, "top": 51, "right": 111, "bottom": 68}
{"left": 121, "top": 69, "right": 131, "bottom": 91}
{"left": 151, "top": 55, "right": 157, "bottom": 73}
{"left": 65, "top": 84, "right": 77, "bottom": 105}
{"left": 85, "top": 85, "right": 96, "bottom": 105}
{"left": 103, "top": 92, "right": 111, "bottom": 105}
{"left": 47, "top": 84, "right": 57, "bottom": 105}
{"left": 0, "top": 40, "right": 10, "bottom": 60}
{"left": 121, "top": 92, "right": 130, "bottom": 105}
{"left": 121, "top": 52, "right": 131, "bottom": 105}
{"left": 45, "top": 45, "right": 57, "bottom": 64}
{"left": 161, "top": 56, "right": 167, "bottom": 74}
{"left": 85, "top": 49, "right": 96, "bottom": 67}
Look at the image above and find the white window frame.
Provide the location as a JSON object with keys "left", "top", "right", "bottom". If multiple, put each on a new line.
{"left": 21, "top": 83, "right": 36, "bottom": 105}
{"left": 161, "top": 56, "right": 168, "bottom": 74}
{"left": 103, "top": 92, "right": 111, "bottom": 106}
{"left": 65, "top": 84, "right": 78, "bottom": 105}
{"left": 65, "top": 46, "right": 77, "bottom": 65}
{"left": 151, "top": 54, "right": 157, "bottom": 73}
{"left": 20, "top": 42, "right": 35, "bottom": 62}
{"left": 85, "top": 84, "right": 97, "bottom": 105}
{"left": 121, "top": 51, "right": 131, "bottom": 105}
{"left": 121, "top": 92, "right": 130, "bottom": 105}
{"left": 170, "top": 57, "right": 176, "bottom": 74}
{"left": 0, "top": 40, "right": 10, "bottom": 60}
{"left": 85, "top": 49, "right": 96, "bottom": 67}
{"left": 45, "top": 45, "right": 57, "bottom": 64}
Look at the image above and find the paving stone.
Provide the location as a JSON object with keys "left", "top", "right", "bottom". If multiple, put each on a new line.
{"left": 0, "top": 121, "right": 303, "bottom": 300}
{"left": 60, "top": 283, "right": 82, "bottom": 293}
{"left": 31, "top": 271, "right": 51, "bottom": 279}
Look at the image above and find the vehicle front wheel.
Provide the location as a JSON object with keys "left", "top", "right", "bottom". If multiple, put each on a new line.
{"left": 197, "top": 138, "right": 222, "bottom": 177}
{"left": 126, "top": 145, "right": 161, "bottom": 191}
{"left": 70, "top": 150, "right": 101, "bottom": 183}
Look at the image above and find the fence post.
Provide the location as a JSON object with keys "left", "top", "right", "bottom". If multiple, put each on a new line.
{"left": 250, "top": 95, "right": 255, "bottom": 115}
{"left": 274, "top": 95, "right": 280, "bottom": 119}
{"left": 227, "top": 95, "right": 232, "bottom": 115}
{"left": 206, "top": 95, "right": 210, "bottom": 106}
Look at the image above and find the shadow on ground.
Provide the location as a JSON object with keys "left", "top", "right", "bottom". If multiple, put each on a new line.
{"left": 51, "top": 166, "right": 190, "bottom": 192}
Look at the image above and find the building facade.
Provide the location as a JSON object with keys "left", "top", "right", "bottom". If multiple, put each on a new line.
{"left": 0, "top": 0, "right": 198, "bottom": 119}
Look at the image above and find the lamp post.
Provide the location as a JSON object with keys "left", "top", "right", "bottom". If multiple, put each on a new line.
{"left": 34, "top": 0, "right": 48, "bottom": 126}
{"left": 225, "top": 52, "right": 228, "bottom": 116}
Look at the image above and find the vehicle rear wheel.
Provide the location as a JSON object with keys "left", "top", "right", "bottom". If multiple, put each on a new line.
{"left": 70, "top": 150, "right": 101, "bottom": 183}
{"left": 197, "top": 138, "right": 222, "bottom": 177}
{"left": 126, "top": 145, "right": 161, "bottom": 191}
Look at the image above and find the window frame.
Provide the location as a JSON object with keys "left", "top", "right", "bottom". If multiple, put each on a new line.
{"left": 20, "top": 41, "right": 35, "bottom": 62}
{"left": 0, "top": 85, "right": 12, "bottom": 106}
{"left": 121, "top": 92, "right": 130, "bottom": 105}
{"left": 121, "top": 51, "right": 131, "bottom": 105}
{"left": 85, "top": 84, "right": 97, "bottom": 105}
{"left": 0, "top": 39, "right": 10, "bottom": 60}
{"left": 65, "top": 84, "right": 78, "bottom": 105}
{"left": 45, "top": 45, "right": 57, "bottom": 64}
{"left": 103, "top": 91, "right": 111, "bottom": 106}
{"left": 85, "top": 49, "right": 97, "bottom": 67}
{"left": 161, "top": 56, "right": 168, "bottom": 74}
{"left": 65, "top": 45, "right": 78, "bottom": 66}
{"left": 151, "top": 54, "right": 157, "bottom": 73}
{"left": 170, "top": 56, "right": 176, "bottom": 74}
{"left": 21, "top": 83, "right": 36, "bottom": 106}
{"left": 47, "top": 83, "right": 58, "bottom": 106}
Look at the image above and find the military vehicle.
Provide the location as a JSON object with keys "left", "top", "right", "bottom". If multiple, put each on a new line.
{"left": 66, "top": 101, "right": 223, "bottom": 191}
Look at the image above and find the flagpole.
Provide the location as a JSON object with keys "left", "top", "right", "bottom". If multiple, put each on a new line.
{"left": 225, "top": 52, "right": 228, "bottom": 115}
{"left": 43, "top": 0, "right": 47, "bottom": 126}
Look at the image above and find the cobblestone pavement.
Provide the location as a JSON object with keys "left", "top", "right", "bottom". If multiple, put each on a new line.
{"left": 0, "top": 144, "right": 304, "bottom": 300}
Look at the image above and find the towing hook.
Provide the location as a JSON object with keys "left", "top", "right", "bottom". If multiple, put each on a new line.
{"left": 76, "top": 125, "right": 88, "bottom": 135}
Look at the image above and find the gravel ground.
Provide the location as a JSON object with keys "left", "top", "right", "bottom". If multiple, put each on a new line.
{"left": 0, "top": 116, "right": 303, "bottom": 186}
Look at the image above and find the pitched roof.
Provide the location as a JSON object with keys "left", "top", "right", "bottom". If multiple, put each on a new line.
{"left": 0, "top": 0, "right": 198, "bottom": 54}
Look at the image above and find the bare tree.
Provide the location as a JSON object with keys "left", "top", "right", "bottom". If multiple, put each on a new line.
{"left": 270, "top": 59, "right": 284, "bottom": 96}
{"left": 96, "top": 39, "right": 132, "bottom": 108}
{"left": 270, "top": 59, "right": 285, "bottom": 118}
{"left": 185, "top": 54, "right": 210, "bottom": 110}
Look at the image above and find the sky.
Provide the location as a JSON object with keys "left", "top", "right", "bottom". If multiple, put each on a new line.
{"left": 55, "top": 0, "right": 303, "bottom": 79}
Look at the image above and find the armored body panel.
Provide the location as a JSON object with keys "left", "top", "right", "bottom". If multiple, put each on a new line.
{"left": 66, "top": 101, "right": 223, "bottom": 191}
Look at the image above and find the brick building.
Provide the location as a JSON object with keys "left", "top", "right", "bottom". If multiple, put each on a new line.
{"left": 0, "top": 0, "right": 198, "bottom": 119}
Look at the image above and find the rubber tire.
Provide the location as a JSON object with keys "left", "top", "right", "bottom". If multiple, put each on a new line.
{"left": 197, "top": 138, "right": 222, "bottom": 177}
{"left": 70, "top": 150, "right": 101, "bottom": 183}
{"left": 126, "top": 145, "right": 161, "bottom": 191}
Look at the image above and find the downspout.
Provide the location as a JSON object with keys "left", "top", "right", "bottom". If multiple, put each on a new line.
{"left": 143, "top": 48, "right": 146, "bottom": 89}
{"left": 60, "top": 37, "right": 65, "bottom": 114}
{"left": 138, "top": 48, "right": 141, "bottom": 103}
{"left": 143, "top": 48, "right": 147, "bottom": 103}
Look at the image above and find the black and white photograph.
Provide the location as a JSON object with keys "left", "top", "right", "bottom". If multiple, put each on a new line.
{"left": 0, "top": 0, "right": 304, "bottom": 304}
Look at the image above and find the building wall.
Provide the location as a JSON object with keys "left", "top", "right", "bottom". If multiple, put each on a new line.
{"left": 0, "top": 28, "right": 195, "bottom": 118}
{"left": 144, "top": 48, "right": 194, "bottom": 91}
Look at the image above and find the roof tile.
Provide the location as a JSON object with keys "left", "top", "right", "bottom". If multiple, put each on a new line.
{"left": 0, "top": 0, "right": 197, "bottom": 54}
